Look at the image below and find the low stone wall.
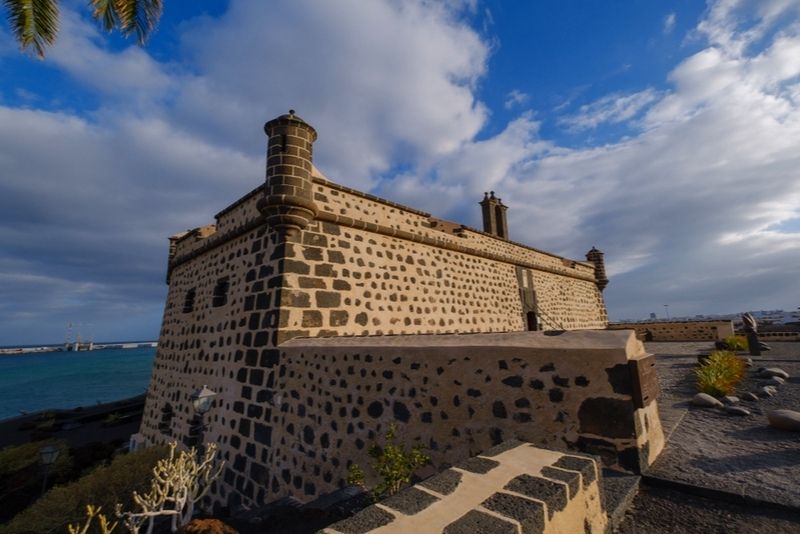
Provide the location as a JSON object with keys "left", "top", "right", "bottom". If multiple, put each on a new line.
{"left": 322, "top": 440, "right": 607, "bottom": 534}
{"left": 270, "top": 330, "right": 663, "bottom": 501}
{"left": 758, "top": 331, "right": 800, "bottom": 342}
{"left": 608, "top": 320, "right": 734, "bottom": 341}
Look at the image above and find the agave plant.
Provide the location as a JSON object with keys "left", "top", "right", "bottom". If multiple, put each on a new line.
{"left": 2, "top": 0, "right": 162, "bottom": 58}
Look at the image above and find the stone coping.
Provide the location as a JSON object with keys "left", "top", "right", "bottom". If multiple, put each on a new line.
{"left": 282, "top": 329, "right": 642, "bottom": 353}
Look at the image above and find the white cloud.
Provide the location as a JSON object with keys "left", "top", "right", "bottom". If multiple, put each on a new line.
{"left": 664, "top": 12, "right": 677, "bottom": 34}
{"left": 2, "top": 0, "right": 800, "bottom": 342}
{"left": 504, "top": 89, "right": 529, "bottom": 109}
{"left": 559, "top": 88, "right": 661, "bottom": 131}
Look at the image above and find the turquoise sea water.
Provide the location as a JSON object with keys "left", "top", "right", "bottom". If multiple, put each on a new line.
{"left": 0, "top": 347, "right": 156, "bottom": 421}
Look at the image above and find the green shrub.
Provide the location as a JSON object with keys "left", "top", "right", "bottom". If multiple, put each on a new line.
{"left": 0, "top": 440, "right": 71, "bottom": 523}
{"left": 1, "top": 445, "right": 168, "bottom": 534}
{"left": 350, "top": 423, "right": 430, "bottom": 499}
{"left": 696, "top": 350, "right": 746, "bottom": 397}
{"left": 723, "top": 335, "right": 748, "bottom": 351}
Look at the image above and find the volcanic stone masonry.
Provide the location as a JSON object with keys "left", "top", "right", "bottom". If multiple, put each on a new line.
{"left": 134, "top": 110, "right": 615, "bottom": 509}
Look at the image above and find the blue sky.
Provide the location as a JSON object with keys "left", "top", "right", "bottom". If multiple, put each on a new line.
{"left": 1, "top": 0, "right": 799, "bottom": 345}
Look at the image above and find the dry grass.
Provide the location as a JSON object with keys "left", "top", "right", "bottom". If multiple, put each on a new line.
{"left": 696, "top": 350, "right": 747, "bottom": 397}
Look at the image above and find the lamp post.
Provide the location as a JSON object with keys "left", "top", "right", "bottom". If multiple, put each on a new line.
{"left": 191, "top": 385, "right": 217, "bottom": 460}
{"left": 40, "top": 444, "right": 60, "bottom": 496}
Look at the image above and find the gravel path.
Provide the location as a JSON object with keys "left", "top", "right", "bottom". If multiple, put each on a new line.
{"left": 644, "top": 342, "right": 800, "bottom": 508}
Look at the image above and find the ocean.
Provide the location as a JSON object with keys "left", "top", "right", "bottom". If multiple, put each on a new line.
{"left": 0, "top": 347, "right": 156, "bottom": 421}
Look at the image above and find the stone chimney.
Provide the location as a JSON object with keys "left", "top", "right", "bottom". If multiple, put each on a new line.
{"left": 479, "top": 191, "right": 509, "bottom": 239}
{"left": 258, "top": 110, "right": 318, "bottom": 237}
{"left": 586, "top": 247, "right": 609, "bottom": 291}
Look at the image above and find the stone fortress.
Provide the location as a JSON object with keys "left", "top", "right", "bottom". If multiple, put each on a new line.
{"left": 134, "top": 111, "right": 663, "bottom": 518}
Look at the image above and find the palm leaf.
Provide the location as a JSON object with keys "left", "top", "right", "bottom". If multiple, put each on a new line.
{"left": 115, "top": 0, "right": 161, "bottom": 44}
{"left": 3, "top": 0, "right": 59, "bottom": 58}
{"left": 89, "top": 0, "right": 120, "bottom": 32}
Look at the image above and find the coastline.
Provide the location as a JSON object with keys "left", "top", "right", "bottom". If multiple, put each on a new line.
{"left": 0, "top": 393, "right": 146, "bottom": 450}
{"left": 0, "top": 341, "right": 158, "bottom": 356}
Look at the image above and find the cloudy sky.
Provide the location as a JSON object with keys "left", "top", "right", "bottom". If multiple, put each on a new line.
{"left": 1, "top": 0, "right": 799, "bottom": 345}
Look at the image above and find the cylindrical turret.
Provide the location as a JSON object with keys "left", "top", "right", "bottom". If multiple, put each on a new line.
{"left": 586, "top": 247, "right": 609, "bottom": 291}
{"left": 258, "top": 110, "right": 318, "bottom": 236}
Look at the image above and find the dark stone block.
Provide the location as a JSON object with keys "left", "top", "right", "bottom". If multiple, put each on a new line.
{"left": 515, "top": 397, "right": 531, "bottom": 408}
{"left": 283, "top": 259, "right": 310, "bottom": 275}
{"left": 250, "top": 462, "right": 267, "bottom": 484}
{"left": 302, "top": 247, "right": 323, "bottom": 261}
{"left": 298, "top": 276, "right": 326, "bottom": 289}
{"left": 256, "top": 292, "right": 271, "bottom": 309}
{"left": 421, "top": 412, "right": 433, "bottom": 423}
{"left": 443, "top": 510, "right": 516, "bottom": 534}
{"left": 493, "top": 401, "right": 508, "bottom": 418}
{"left": 454, "top": 457, "right": 499, "bottom": 474}
{"left": 502, "top": 375, "right": 523, "bottom": 387}
{"left": 466, "top": 388, "right": 482, "bottom": 397}
{"left": 381, "top": 487, "right": 439, "bottom": 515}
{"left": 328, "top": 250, "right": 346, "bottom": 264}
{"left": 253, "top": 332, "right": 269, "bottom": 347}
{"left": 539, "top": 363, "right": 555, "bottom": 372}
{"left": 302, "top": 232, "right": 328, "bottom": 247}
{"left": 504, "top": 474, "right": 568, "bottom": 519}
{"left": 367, "top": 401, "right": 383, "bottom": 418}
{"left": 282, "top": 290, "right": 311, "bottom": 307}
{"left": 541, "top": 466, "right": 580, "bottom": 498}
{"left": 418, "top": 468, "right": 462, "bottom": 496}
{"left": 321, "top": 222, "right": 341, "bottom": 236}
{"left": 393, "top": 401, "right": 411, "bottom": 423}
{"left": 333, "top": 279, "right": 351, "bottom": 290}
{"left": 482, "top": 492, "right": 545, "bottom": 534}
{"left": 316, "top": 291, "right": 341, "bottom": 308}
{"left": 330, "top": 310, "right": 349, "bottom": 326}
{"left": 548, "top": 388, "right": 564, "bottom": 402}
{"left": 302, "top": 310, "right": 323, "bottom": 328}
{"left": 552, "top": 375, "right": 570, "bottom": 387}
{"left": 575, "top": 376, "right": 590, "bottom": 387}
{"left": 355, "top": 312, "right": 368, "bottom": 326}
{"left": 254, "top": 423, "right": 271, "bottom": 445}
{"left": 238, "top": 419, "right": 251, "bottom": 438}
{"left": 553, "top": 455, "right": 597, "bottom": 486}
{"left": 328, "top": 506, "right": 394, "bottom": 534}
{"left": 260, "top": 349, "right": 279, "bottom": 367}
{"left": 529, "top": 379, "right": 545, "bottom": 390}
{"left": 513, "top": 412, "right": 532, "bottom": 423}
{"left": 578, "top": 397, "right": 635, "bottom": 438}
{"left": 245, "top": 349, "right": 258, "bottom": 366}
{"left": 605, "top": 364, "right": 633, "bottom": 395}
{"left": 303, "top": 425, "right": 315, "bottom": 445}
{"left": 314, "top": 263, "right": 335, "bottom": 277}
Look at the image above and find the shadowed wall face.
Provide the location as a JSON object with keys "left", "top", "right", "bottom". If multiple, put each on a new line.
{"left": 270, "top": 330, "right": 663, "bottom": 502}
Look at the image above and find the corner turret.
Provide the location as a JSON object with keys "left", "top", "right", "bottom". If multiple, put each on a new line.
{"left": 258, "top": 110, "right": 318, "bottom": 237}
{"left": 586, "top": 246, "right": 609, "bottom": 291}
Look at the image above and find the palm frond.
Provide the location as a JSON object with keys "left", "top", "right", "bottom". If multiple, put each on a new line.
{"left": 115, "top": 0, "right": 161, "bottom": 44}
{"left": 89, "top": 0, "right": 120, "bottom": 32}
{"left": 3, "top": 0, "right": 59, "bottom": 58}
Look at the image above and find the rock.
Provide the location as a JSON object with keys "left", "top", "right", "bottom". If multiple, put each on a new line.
{"left": 758, "top": 368, "right": 789, "bottom": 379}
{"left": 722, "top": 396, "right": 739, "bottom": 405}
{"left": 177, "top": 519, "right": 238, "bottom": 534}
{"left": 725, "top": 406, "right": 751, "bottom": 416}
{"left": 767, "top": 376, "right": 785, "bottom": 386}
{"left": 692, "top": 393, "right": 723, "bottom": 408}
{"left": 759, "top": 341, "right": 772, "bottom": 351}
{"left": 759, "top": 386, "right": 776, "bottom": 397}
{"left": 767, "top": 409, "right": 800, "bottom": 432}
{"left": 742, "top": 392, "right": 760, "bottom": 402}
{"left": 744, "top": 357, "right": 754, "bottom": 367}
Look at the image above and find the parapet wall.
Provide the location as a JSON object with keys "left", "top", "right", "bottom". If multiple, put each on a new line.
{"left": 608, "top": 320, "right": 734, "bottom": 341}
{"left": 269, "top": 330, "right": 663, "bottom": 502}
{"left": 323, "top": 440, "right": 607, "bottom": 534}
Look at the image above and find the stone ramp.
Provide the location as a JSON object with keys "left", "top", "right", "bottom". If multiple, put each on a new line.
{"left": 321, "top": 440, "right": 608, "bottom": 534}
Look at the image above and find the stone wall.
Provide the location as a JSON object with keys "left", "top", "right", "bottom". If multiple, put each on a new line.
{"left": 269, "top": 330, "right": 663, "bottom": 502}
{"left": 608, "top": 320, "right": 734, "bottom": 341}
{"left": 323, "top": 440, "right": 607, "bottom": 534}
